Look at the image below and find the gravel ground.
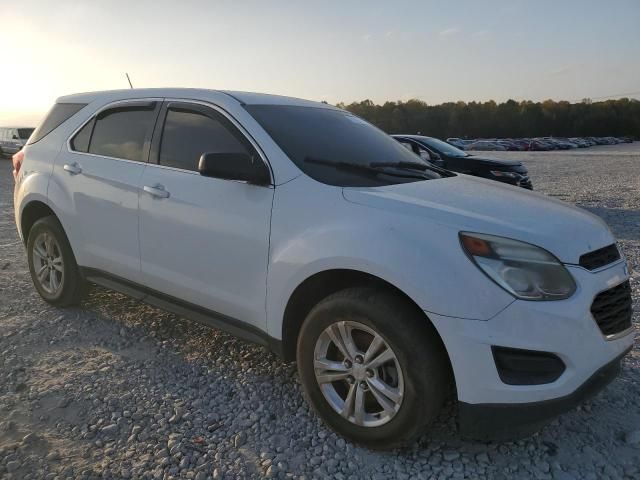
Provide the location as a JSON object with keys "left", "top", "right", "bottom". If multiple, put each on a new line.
{"left": 1, "top": 144, "right": 639, "bottom": 480}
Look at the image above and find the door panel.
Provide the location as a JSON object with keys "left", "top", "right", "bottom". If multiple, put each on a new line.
{"left": 48, "top": 99, "right": 160, "bottom": 282}
{"left": 50, "top": 151, "right": 146, "bottom": 282}
{"left": 138, "top": 100, "right": 274, "bottom": 330}
{"left": 138, "top": 166, "right": 274, "bottom": 328}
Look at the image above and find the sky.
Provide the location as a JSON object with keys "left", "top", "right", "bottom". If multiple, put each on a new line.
{"left": 2, "top": 0, "right": 639, "bottom": 126}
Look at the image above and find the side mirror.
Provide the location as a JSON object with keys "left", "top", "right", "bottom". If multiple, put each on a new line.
{"left": 12, "top": 135, "right": 19, "bottom": 140}
{"left": 430, "top": 152, "right": 441, "bottom": 160}
{"left": 198, "top": 152, "right": 271, "bottom": 185}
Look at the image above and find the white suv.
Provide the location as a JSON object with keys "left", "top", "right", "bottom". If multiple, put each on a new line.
{"left": 13, "top": 89, "right": 633, "bottom": 448}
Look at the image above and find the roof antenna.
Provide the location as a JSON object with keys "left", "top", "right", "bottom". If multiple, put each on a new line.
{"left": 125, "top": 73, "right": 133, "bottom": 89}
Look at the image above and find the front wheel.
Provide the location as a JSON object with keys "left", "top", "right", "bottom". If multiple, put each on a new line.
{"left": 297, "top": 287, "right": 450, "bottom": 449}
{"left": 27, "top": 216, "right": 85, "bottom": 306}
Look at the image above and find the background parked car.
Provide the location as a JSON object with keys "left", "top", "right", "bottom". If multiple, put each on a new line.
{"left": 527, "top": 139, "right": 553, "bottom": 151}
{"left": 437, "top": 136, "right": 635, "bottom": 151}
{"left": 445, "top": 137, "right": 468, "bottom": 149}
{"left": 465, "top": 140, "right": 507, "bottom": 151}
{"left": 393, "top": 135, "right": 533, "bottom": 189}
{"left": 0, "top": 127, "right": 34, "bottom": 157}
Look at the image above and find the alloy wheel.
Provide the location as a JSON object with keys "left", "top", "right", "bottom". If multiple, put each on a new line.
{"left": 313, "top": 320, "right": 404, "bottom": 427}
{"left": 32, "top": 231, "right": 64, "bottom": 295}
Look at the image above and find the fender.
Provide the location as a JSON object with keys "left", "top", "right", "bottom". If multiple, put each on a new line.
{"left": 16, "top": 187, "right": 50, "bottom": 242}
{"left": 17, "top": 188, "right": 76, "bottom": 250}
{"left": 265, "top": 176, "right": 515, "bottom": 339}
{"left": 14, "top": 127, "right": 69, "bottom": 241}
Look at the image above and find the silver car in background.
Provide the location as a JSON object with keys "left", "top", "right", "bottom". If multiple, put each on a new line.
{"left": 0, "top": 127, "right": 34, "bottom": 157}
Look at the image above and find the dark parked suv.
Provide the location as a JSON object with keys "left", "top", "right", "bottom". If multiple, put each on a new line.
{"left": 393, "top": 135, "right": 533, "bottom": 189}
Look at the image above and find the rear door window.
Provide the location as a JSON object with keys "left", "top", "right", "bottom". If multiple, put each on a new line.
{"left": 89, "top": 105, "right": 157, "bottom": 162}
{"left": 158, "top": 105, "right": 253, "bottom": 172}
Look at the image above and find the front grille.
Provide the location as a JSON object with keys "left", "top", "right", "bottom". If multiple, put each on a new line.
{"left": 579, "top": 244, "right": 620, "bottom": 270}
{"left": 591, "top": 281, "right": 633, "bottom": 336}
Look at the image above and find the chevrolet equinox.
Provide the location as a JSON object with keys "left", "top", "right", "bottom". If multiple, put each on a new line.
{"left": 13, "top": 89, "right": 634, "bottom": 448}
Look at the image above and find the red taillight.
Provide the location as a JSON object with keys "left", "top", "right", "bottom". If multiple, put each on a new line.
{"left": 12, "top": 149, "right": 24, "bottom": 181}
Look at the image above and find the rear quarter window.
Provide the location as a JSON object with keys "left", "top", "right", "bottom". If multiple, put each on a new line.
{"left": 70, "top": 118, "right": 94, "bottom": 153}
{"left": 28, "top": 103, "right": 87, "bottom": 145}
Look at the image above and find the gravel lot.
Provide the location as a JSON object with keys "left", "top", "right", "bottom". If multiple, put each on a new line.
{"left": 1, "top": 145, "right": 639, "bottom": 479}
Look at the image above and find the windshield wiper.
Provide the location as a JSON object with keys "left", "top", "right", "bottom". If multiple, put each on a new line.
{"left": 371, "top": 160, "right": 455, "bottom": 177}
{"left": 304, "top": 157, "right": 435, "bottom": 180}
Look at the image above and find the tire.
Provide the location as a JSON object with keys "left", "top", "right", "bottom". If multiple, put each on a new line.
{"left": 27, "top": 216, "right": 85, "bottom": 306}
{"left": 297, "top": 287, "right": 450, "bottom": 449}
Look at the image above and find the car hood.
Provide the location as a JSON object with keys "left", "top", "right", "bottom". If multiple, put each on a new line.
{"left": 342, "top": 175, "right": 614, "bottom": 264}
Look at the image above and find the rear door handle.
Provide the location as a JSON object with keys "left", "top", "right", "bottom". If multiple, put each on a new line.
{"left": 63, "top": 162, "right": 82, "bottom": 175}
{"left": 143, "top": 184, "right": 170, "bottom": 199}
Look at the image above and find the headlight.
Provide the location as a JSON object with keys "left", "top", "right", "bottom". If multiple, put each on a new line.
{"left": 460, "top": 232, "right": 576, "bottom": 300}
{"left": 490, "top": 170, "right": 520, "bottom": 179}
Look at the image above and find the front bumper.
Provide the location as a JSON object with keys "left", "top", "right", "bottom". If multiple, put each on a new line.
{"left": 429, "top": 259, "right": 634, "bottom": 437}
{"left": 458, "top": 345, "right": 631, "bottom": 440}
{"left": 488, "top": 174, "right": 533, "bottom": 190}
{"left": 518, "top": 175, "right": 533, "bottom": 189}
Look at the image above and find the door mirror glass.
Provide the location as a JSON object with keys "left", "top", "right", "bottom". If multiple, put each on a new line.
{"left": 198, "top": 152, "right": 271, "bottom": 185}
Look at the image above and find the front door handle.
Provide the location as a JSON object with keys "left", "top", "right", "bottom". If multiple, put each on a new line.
{"left": 63, "top": 162, "right": 82, "bottom": 175}
{"left": 143, "top": 184, "right": 170, "bottom": 199}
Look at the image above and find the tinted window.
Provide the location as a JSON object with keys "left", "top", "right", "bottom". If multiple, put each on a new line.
{"left": 397, "top": 140, "right": 417, "bottom": 153}
{"left": 418, "top": 136, "right": 468, "bottom": 157}
{"left": 28, "top": 103, "right": 87, "bottom": 145}
{"left": 159, "top": 107, "right": 251, "bottom": 171}
{"left": 89, "top": 107, "right": 156, "bottom": 161}
{"left": 70, "top": 119, "right": 94, "bottom": 153}
{"left": 18, "top": 128, "right": 34, "bottom": 140}
{"left": 245, "top": 105, "right": 440, "bottom": 187}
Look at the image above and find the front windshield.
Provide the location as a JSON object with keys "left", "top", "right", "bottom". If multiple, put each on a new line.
{"left": 420, "top": 137, "right": 468, "bottom": 157}
{"left": 18, "top": 128, "right": 34, "bottom": 139}
{"left": 245, "top": 105, "right": 442, "bottom": 187}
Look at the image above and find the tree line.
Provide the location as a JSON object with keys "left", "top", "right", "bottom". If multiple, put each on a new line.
{"left": 336, "top": 98, "right": 640, "bottom": 139}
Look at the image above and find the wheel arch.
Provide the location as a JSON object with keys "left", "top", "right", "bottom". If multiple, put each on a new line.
{"left": 20, "top": 200, "right": 58, "bottom": 245}
{"left": 280, "top": 268, "right": 454, "bottom": 381}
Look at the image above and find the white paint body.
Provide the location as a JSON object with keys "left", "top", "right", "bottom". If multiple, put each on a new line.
{"left": 14, "top": 88, "right": 633, "bottom": 407}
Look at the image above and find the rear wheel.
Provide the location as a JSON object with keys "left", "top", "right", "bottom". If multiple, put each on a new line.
{"left": 297, "top": 287, "right": 450, "bottom": 449}
{"left": 27, "top": 216, "right": 85, "bottom": 306}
